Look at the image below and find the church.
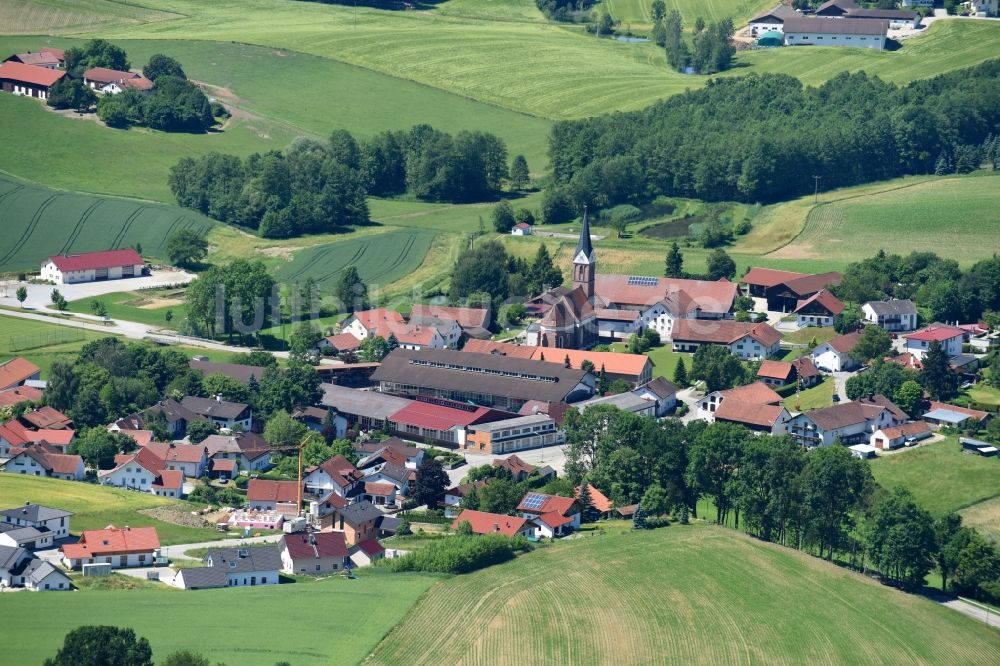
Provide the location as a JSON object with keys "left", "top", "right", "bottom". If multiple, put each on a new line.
{"left": 524, "top": 210, "right": 738, "bottom": 350}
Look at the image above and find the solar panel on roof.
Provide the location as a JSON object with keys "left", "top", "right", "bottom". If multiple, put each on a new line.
{"left": 627, "top": 276, "right": 659, "bottom": 286}
{"left": 522, "top": 493, "right": 546, "bottom": 510}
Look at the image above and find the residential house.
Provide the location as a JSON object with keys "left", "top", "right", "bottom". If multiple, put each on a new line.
{"left": 208, "top": 458, "right": 237, "bottom": 481}
{"left": 173, "top": 546, "right": 282, "bottom": 590}
{"left": 180, "top": 395, "right": 252, "bottom": 431}
{"left": 1, "top": 503, "right": 73, "bottom": 539}
{"left": 757, "top": 360, "right": 795, "bottom": 388}
{"left": 579, "top": 391, "right": 658, "bottom": 418}
{"left": 697, "top": 382, "right": 783, "bottom": 421}
{"left": 349, "top": 539, "right": 385, "bottom": 567}
{"left": 793, "top": 290, "right": 844, "bottom": 327}
{"left": 362, "top": 482, "right": 398, "bottom": 507}
{"left": 246, "top": 479, "right": 301, "bottom": 516}
{"left": 493, "top": 454, "right": 540, "bottom": 482}
{"left": 451, "top": 509, "right": 537, "bottom": 538}
{"left": 967, "top": 0, "right": 998, "bottom": 17}
{"left": 463, "top": 413, "right": 564, "bottom": 454}
{"left": 901, "top": 0, "right": 934, "bottom": 7}
{"left": 870, "top": 421, "right": 932, "bottom": 450}
{"left": 748, "top": 4, "right": 799, "bottom": 34}
{"left": 303, "top": 455, "right": 363, "bottom": 500}
{"left": 442, "top": 480, "right": 489, "bottom": 517}
{"left": 0, "top": 524, "right": 54, "bottom": 550}
{"left": 113, "top": 399, "right": 202, "bottom": 439}
{"left": 0, "top": 385, "right": 44, "bottom": 408}
{"left": 82, "top": 67, "right": 153, "bottom": 94}
{"left": 321, "top": 332, "right": 364, "bottom": 354}
{"left": 202, "top": 432, "right": 273, "bottom": 472}
{"left": 143, "top": 442, "right": 208, "bottom": 478}
{"left": 356, "top": 438, "right": 424, "bottom": 470}
{"left": 783, "top": 16, "right": 890, "bottom": 49}
{"left": 576, "top": 485, "right": 614, "bottom": 520}
{"left": 20, "top": 406, "right": 73, "bottom": 430}
{"left": 631, "top": 377, "right": 678, "bottom": 416}
{"left": 862, "top": 300, "right": 918, "bottom": 332}
{"left": 332, "top": 501, "right": 382, "bottom": 546}
{"left": 511, "top": 222, "right": 533, "bottom": 236}
{"left": 403, "top": 313, "right": 463, "bottom": 349}
{"left": 671, "top": 319, "right": 781, "bottom": 360}
{"left": 0, "top": 357, "right": 40, "bottom": 391}
{"left": 787, "top": 395, "right": 907, "bottom": 447}
{"left": 98, "top": 447, "right": 184, "bottom": 498}
{"left": 0, "top": 448, "right": 84, "bottom": 480}
{"left": 0, "top": 61, "right": 65, "bottom": 100}
{"left": 40, "top": 249, "right": 145, "bottom": 284}
{"left": 342, "top": 308, "right": 405, "bottom": 340}
{"left": 905, "top": 324, "right": 964, "bottom": 360}
{"left": 0, "top": 425, "right": 74, "bottom": 456}
{"left": 61, "top": 525, "right": 160, "bottom": 569}
{"left": 362, "top": 462, "right": 411, "bottom": 502}
{"left": 812, "top": 330, "right": 862, "bottom": 372}
{"left": 517, "top": 492, "right": 582, "bottom": 538}
{"left": 922, "top": 401, "right": 991, "bottom": 429}
{"left": 281, "top": 532, "right": 348, "bottom": 574}
{"left": 740, "top": 268, "right": 842, "bottom": 312}
{"left": 0, "top": 546, "right": 71, "bottom": 591}
{"left": 409, "top": 304, "right": 492, "bottom": 340}
{"left": 715, "top": 400, "right": 791, "bottom": 435}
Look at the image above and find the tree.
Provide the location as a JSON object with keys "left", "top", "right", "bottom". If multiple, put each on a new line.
{"left": 359, "top": 335, "right": 390, "bottom": 362}
{"left": 689, "top": 345, "right": 744, "bottom": 392}
{"left": 632, "top": 503, "right": 648, "bottom": 529}
{"left": 64, "top": 39, "right": 130, "bottom": 75}
{"left": 44, "top": 626, "right": 153, "bottom": 666}
{"left": 673, "top": 357, "right": 688, "bottom": 388}
{"left": 449, "top": 241, "right": 510, "bottom": 301}
{"left": 510, "top": 155, "right": 530, "bottom": 190}
{"left": 864, "top": 487, "right": 936, "bottom": 587}
{"left": 143, "top": 54, "right": 186, "bottom": 82}
{"left": 15, "top": 286, "right": 26, "bottom": 308}
{"left": 946, "top": 527, "right": 1000, "bottom": 598}
{"left": 47, "top": 77, "right": 96, "bottom": 112}
{"left": 934, "top": 513, "right": 963, "bottom": 592}
{"left": 160, "top": 651, "right": 210, "bottom": 666}
{"left": 528, "top": 244, "right": 562, "bottom": 295}
{"left": 694, "top": 15, "right": 705, "bottom": 33}
{"left": 185, "top": 420, "right": 218, "bottom": 444}
{"left": 651, "top": 0, "right": 666, "bottom": 23}
{"left": 165, "top": 229, "right": 208, "bottom": 268}
{"left": 335, "top": 265, "right": 368, "bottom": 312}
{"left": 641, "top": 483, "right": 669, "bottom": 516}
{"left": 664, "top": 241, "right": 684, "bottom": 278}
{"left": 288, "top": 322, "right": 323, "bottom": 363}
{"left": 893, "top": 380, "right": 924, "bottom": 418}
{"left": 578, "top": 480, "right": 593, "bottom": 521}
{"left": 851, "top": 325, "right": 893, "bottom": 364}
{"left": 49, "top": 288, "right": 67, "bottom": 312}
{"left": 491, "top": 200, "right": 516, "bottom": 233}
{"left": 920, "top": 339, "right": 957, "bottom": 400}
{"left": 706, "top": 248, "right": 736, "bottom": 281}
{"left": 800, "top": 445, "right": 873, "bottom": 560}
{"left": 69, "top": 428, "right": 129, "bottom": 470}
{"left": 263, "top": 410, "right": 307, "bottom": 449}
{"left": 45, "top": 360, "right": 78, "bottom": 412}
{"left": 413, "top": 457, "right": 449, "bottom": 507}
{"left": 834, "top": 307, "right": 862, "bottom": 334}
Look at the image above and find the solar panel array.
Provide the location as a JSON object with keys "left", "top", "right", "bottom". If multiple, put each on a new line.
{"left": 627, "top": 276, "right": 659, "bottom": 286}
{"left": 522, "top": 493, "right": 546, "bottom": 510}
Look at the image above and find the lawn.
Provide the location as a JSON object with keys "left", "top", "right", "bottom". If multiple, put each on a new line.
{"left": 65, "top": 290, "right": 186, "bottom": 329}
{"left": 780, "top": 326, "right": 836, "bottom": 347}
{"left": 965, "top": 383, "right": 1000, "bottom": 407}
{"left": 0, "top": 312, "right": 105, "bottom": 377}
{"left": 0, "top": 171, "right": 215, "bottom": 273}
{"left": 367, "top": 524, "right": 1000, "bottom": 664}
{"left": 767, "top": 173, "right": 1000, "bottom": 266}
{"left": 960, "top": 495, "right": 1000, "bottom": 544}
{"left": 0, "top": 474, "right": 217, "bottom": 545}
{"left": 870, "top": 437, "right": 1000, "bottom": 516}
{"left": 782, "top": 377, "right": 834, "bottom": 412}
{"left": 611, "top": 343, "right": 687, "bottom": 382}
{"left": 605, "top": 0, "right": 773, "bottom": 28}
{"left": 0, "top": 0, "right": 180, "bottom": 34}
{"left": 0, "top": 569, "right": 436, "bottom": 666}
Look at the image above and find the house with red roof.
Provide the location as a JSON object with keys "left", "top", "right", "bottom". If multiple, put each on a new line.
{"left": 303, "top": 454, "right": 363, "bottom": 501}
{"left": 82, "top": 67, "right": 153, "bottom": 94}
{"left": 793, "top": 289, "right": 844, "bottom": 328}
{"left": 812, "top": 330, "right": 863, "bottom": 372}
{"left": 0, "top": 357, "right": 40, "bottom": 391}
{"left": 517, "top": 492, "right": 582, "bottom": 538}
{"left": 0, "top": 61, "right": 65, "bottom": 100}
{"left": 61, "top": 525, "right": 160, "bottom": 569}
{"left": 349, "top": 538, "right": 385, "bottom": 567}
{"left": 671, "top": 319, "right": 781, "bottom": 360}
{"left": 905, "top": 323, "right": 964, "bottom": 360}
{"left": 97, "top": 447, "right": 184, "bottom": 498}
{"left": 0, "top": 420, "right": 32, "bottom": 455}
{"left": 0, "top": 385, "right": 44, "bottom": 408}
{"left": 1, "top": 448, "right": 84, "bottom": 480}
{"left": 870, "top": 421, "right": 932, "bottom": 450}
{"left": 697, "top": 382, "right": 783, "bottom": 421}
{"left": 576, "top": 484, "right": 614, "bottom": 519}
{"left": 40, "top": 248, "right": 145, "bottom": 284}
{"left": 281, "top": 532, "right": 348, "bottom": 574}
{"left": 246, "top": 479, "right": 302, "bottom": 516}
{"left": 142, "top": 442, "right": 208, "bottom": 478}
{"left": 529, "top": 346, "right": 652, "bottom": 386}
{"left": 511, "top": 222, "right": 533, "bottom": 236}
{"left": 740, "top": 268, "right": 842, "bottom": 313}
{"left": 19, "top": 406, "right": 73, "bottom": 431}
{"left": 5, "top": 51, "right": 61, "bottom": 69}
{"left": 451, "top": 509, "right": 538, "bottom": 537}
{"left": 410, "top": 304, "right": 492, "bottom": 340}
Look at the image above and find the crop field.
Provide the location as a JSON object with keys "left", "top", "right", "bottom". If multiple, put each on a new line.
{"left": 275, "top": 229, "right": 437, "bottom": 292}
{"left": 0, "top": 0, "right": 180, "bottom": 35}
{"left": 368, "top": 524, "right": 1000, "bottom": 664}
{"left": 870, "top": 438, "right": 1000, "bottom": 517}
{"left": 0, "top": 569, "right": 436, "bottom": 666}
{"left": 0, "top": 173, "right": 214, "bottom": 273}
{"left": 605, "top": 0, "right": 772, "bottom": 28}
{"left": 0, "top": 475, "right": 218, "bottom": 545}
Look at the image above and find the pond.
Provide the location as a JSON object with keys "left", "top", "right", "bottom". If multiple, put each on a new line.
{"left": 639, "top": 217, "right": 696, "bottom": 240}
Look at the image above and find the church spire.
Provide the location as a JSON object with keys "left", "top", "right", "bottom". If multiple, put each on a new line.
{"left": 573, "top": 206, "right": 595, "bottom": 299}
{"left": 575, "top": 206, "right": 594, "bottom": 263}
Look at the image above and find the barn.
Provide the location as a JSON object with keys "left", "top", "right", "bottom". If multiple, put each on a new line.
{"left": 41, "top": 249, "right": 146, "bottom": 284}
{"left": 0, "top": 61, "right": 65, "bottom": 100}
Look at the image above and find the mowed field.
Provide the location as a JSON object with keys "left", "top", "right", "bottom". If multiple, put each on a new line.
{"left": 605, "top": 0, "right": 772, "bottom": 27}
{"left": 0, "top": 312, "right": 104, "bottom": 376}
{"left": 0, "top": 570, "right": 436, "bottom": 666}
{"left": 0, "top": 0, "right": 180, "bottom": 34}
{"left": 0, "top": 172, "right": 215, "bottom": 273}
{"left": 275, "top": 229, "right": 438, "bottom": 292}
{"left": 368, "top": 525, "right": 1000, "bottom": 664}
{"left": 0, "top": 474, "right": 217, "bottom": 545}
{"left": 769, "top": 173, "right": 1000, "bottom": 266}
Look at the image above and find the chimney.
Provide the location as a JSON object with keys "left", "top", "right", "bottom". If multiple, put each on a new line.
{"left": 493, "top": 523, "right": 500, "bottom": 533}
{"left": 216, "top": 394, "right": 223, "bottom": 403}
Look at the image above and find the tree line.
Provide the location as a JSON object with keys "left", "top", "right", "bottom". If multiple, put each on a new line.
{"left": 544, "top": 60, "right": 1000, "bottom": 213}
{"left": 448, "top": 240, "right": 562, "bottom": 302}
{"left": 657, "top": 10, "right": 735, "bottom": 75}
{"left": 561, "top": 406, "right": 1000, "bottom": 599}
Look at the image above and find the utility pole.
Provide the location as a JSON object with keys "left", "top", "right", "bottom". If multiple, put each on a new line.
{"left": 812, "top": 175, "right": 822, "bottom": 204}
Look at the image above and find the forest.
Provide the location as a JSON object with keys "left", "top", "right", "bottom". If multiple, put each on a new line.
{"left": 545, "top": 60, "right": 1000, "bottom": 211}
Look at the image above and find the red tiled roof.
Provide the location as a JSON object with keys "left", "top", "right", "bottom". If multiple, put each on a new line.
{"left": 517, "top": 493, "right": 579, "bottom": 517}
{"left": 354, "top": 538, "right": 384, "bottom": 557}
{"left": 462, "top": 339, "right": 536, "bottom": 359}
{"left": 794, "top": 289, "right": 845, "bottom": 317}
{"left": 247, "top": 479, "right": 301, "bottom": 504}
{"left": 0, "top": 357, "right": 40, "bottom": 390}
{"left": 210, "top": 458, "right": 237, "bottom": 472}
{"left": 62, "top": 526, "right": 160, "bottom": 559}
{"left": 740, "top": 267, "right": 807, "bottom": 288}
{"left": 576, "top": 485, "right": 612, "bottom": 513}
{"left": 143, "top": 442, "right": 206, "bottom": 464}
{"left": 389, "top": 401, "right": 506, "bottom": 432}
{"left": 783, "top": 272, "right": 842, "bottom": 297}
{"left": 530, "top": 347, "right": 650, "bottom": 378}
{"left": 493, "top": 455, "right": 535, "bottom": 477}
{"left": 536, "top": 512, "right": 575, "bottom": 529}
{"left": 152, "top": 470, "right": 183, "bottom": 490}
{"left": 0, "top": 420, "right": 32, "bottom": 446}
{"left": 452, "top": 509, "right": 535, "bottom": 537}
{"left": 11, "top": 51, "right": 60, "bottom": 67}
{"left": 595, "top": 274, "right": 737, "bottom": 314}
{"left": 757, "top": 360, "right": 793, "bottom": 381}
{"left": 40, "top": 47, "right": 64, "bottom": 60}
{"left": 0, "top": 385, "right": 43, "bottom": 407}
{"left": 82, "top": 67, "right": 137, "bottom": 84}
{"left": 118, "top": 429, "right": 154, "bottom": 447}
{"left": 122, "top": 75, "right": 153, "bottom": 91}
{"left": 325, "top": 332, "right": 363, "bottom": 352}
{"left": 513, "top": 222, "right": 532, "bottom": 230}
{"left": 718, "top": 382, "right": 782, "bottom": 405}
{"left": 0, "top": 61, "right": 65, "bottom": 87}
{"left": 313, "top": 454, "right": 362, "bottom": 489}
{"left": 7, "top": 448, "right": 81, "bottom": 475}
{"left": 29, "top": 429, "right": 74, "bottom": 446}
{"left": 349, "top": 308, "right": 405, "bottom": 332}
{"left": 20, "top": 406, "right": 72, "bottom": 430}
{"left": 284, "top": 532, "right": 347, "bottom": 559}
{"left": 877, "top": 421, "right": 931, "bottom": 440}
{"left": 46, "top": 249, "right": 143, "bottom": 273}
{"left": 100, "top": 447, "right": 166, "bottom": 479}
{"left": 826, "top": 330, "right": 862, "bottom": 354}
{"left": 364, "top": 482, "right": 395, "bottom": 496}
{"left": 671, "top": 319, "right": 781, "bottom": 348}
{"left": 410, "top": 305, "right": 489, "bottom": 332}
{"left": 885, "top": 352, "right": 922, "bottom": 370}
{"left": 791, "top": 356, "right": 820, "bottom": 379}
{"left": 715, "top": 400, "right": 787, "bottom": 428}
{"left": 907, "top": 323, "right": 964, "bottom": 343}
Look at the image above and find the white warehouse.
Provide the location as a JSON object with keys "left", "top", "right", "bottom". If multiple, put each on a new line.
{"left": 41, "top": 248, "right": 145, "bottom": 284}
{"left": 782, "top": 17, "right": 888, "bottom": 50}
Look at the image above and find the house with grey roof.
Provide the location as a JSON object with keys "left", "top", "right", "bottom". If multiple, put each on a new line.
{"left": 0, "top": 544, "right": 70, "bottom": 591}
{"left": 0, "top": 524, "right": 54, "bottom": 550}
{"left": 578, "top": 391, "right": 657, "bottom": 418}
{"left": 333, "top": 501, "right": 383, "bottom": 546}
{"left": 1, "top": 502, "right": 73, "bottom": 539}
{"left": 172, "top": 545, "right": 282, "bottom": 590}
{"left": 180, "top": 395, "right": 252, "bottom": 431}
{"left": 862, "top": 300, "right": 918, "bottom": 332}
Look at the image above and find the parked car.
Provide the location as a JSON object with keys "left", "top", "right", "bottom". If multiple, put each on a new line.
{"left": 832, "top": 394, "right": 840, "bottom": 403}
{"left": 817, "top": 366, "right": 834, "bottom": 374}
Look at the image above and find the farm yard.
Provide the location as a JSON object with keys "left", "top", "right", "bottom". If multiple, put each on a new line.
{"left": 367, "top": 525, "right": 1000, "bottom": 665}
{"left": 0, "top": 569, "right": 435, "bottom": 666}
{"left": 0, "top": 172, "right": 214, "bottom": 274}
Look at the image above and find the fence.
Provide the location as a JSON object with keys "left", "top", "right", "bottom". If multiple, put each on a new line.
{"left": 8, "top": 327, "right": 86, "bottom": 352}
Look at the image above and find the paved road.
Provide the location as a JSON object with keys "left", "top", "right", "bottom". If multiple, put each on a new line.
{"left": 921, "top": 588, "right": 1000, "bottom": 629}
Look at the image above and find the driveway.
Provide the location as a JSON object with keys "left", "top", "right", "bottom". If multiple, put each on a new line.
{"left": 0, "top": 269, "right": 193, "bottom": 310}
{"left": 831, "top": 371, "right": 853, "bottom": 401}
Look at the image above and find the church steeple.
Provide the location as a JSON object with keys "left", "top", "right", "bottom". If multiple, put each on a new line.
{"left": 573, "top": 207, "right": 595, "bottom": 298}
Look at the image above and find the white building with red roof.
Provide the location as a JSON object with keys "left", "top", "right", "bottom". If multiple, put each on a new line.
{"left": 41, "top": 248, "right": 145, "bottom": 284}
{"left": 517, "top": 492, "right": 582, "bottom": 538}
{"left": 0, "top": 60, "right": 65, "bottom": 100}
{"left": 1, "top": 448, "right": 84, "bottom": 480}
{"left": 696, "top": 382, "right": 786, "bottom": 433}
{"left": 812, "top": 330, "right": 863, "bottom": 372}
{"left": 281, "top": 532, "right": 348, "bottom": 574}
{"left": 82, "top": 67, "right": 153, "bottom": 94}
{"left": 671, "top": 319, "right": 782, "bottom": 360}
{"left": 61, "top": 525, "right": 160, "bottom": 569}
{"left": 905, "top": 323, "right": 964, "bottom": 360}
{"left": 451, "top": 509, "right": 538, "bottom": 537}
{"left": 98, "top": 447, "right": 184, "bottom": 498}
{"left": 246, "top": 479, "right": 302, "bottom": 516}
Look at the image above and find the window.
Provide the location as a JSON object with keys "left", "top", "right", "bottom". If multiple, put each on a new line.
{"left": 316, "top": 564, "right": 321, "bottom": 571}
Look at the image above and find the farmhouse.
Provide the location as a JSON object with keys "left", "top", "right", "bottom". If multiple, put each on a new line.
{"left": 373, "top": 348, "right": 595, "bottom": 412}
{"left": 740, "top": 268, "right": 842, "bottom": 312}
{"left": 0, "top": 448, "right": 84, "bottom": 480}
{"left": 783, "top": 17, "right": 889, "bottom": 49}
{"left": 180, "top": 395, "right": 252, "bottom": 431}
{"left": 41, "top": 249, "right": 145, "bottom": 285}
{"left": 670, "top": 319, "right": 782, "bottom": 360}
{"left": 1, "top": 503, "right": 72, "bottom": 539}
{"left": 815, "top": 0, "right": 858, "bottom": 17}
{"left": 281, "top": 532, "right": 348, "bottom": 574}
{"left": 452, "top": 509, "right": 537, "bottom": 538}
{"left": 0, "top": 357, "right": 40, "bottom": 391}
{"left": 787, "top": 395, "right": 907, "bottom": 447}
{"left": 0, "top": 61, "right": 65, "bottom": 100}
{"left": 862, "top": 299, "right": 918, "bottom": 332}
{"left": 173, "top": 546, "right": 282, "bottom": 590}
{"left": 61, "top": 525, "right": 160, "bottom": 569}
{"left": 631, "top": 377, "right": 679, "bottom": 416}
{"left": 463, "top": 413, "right": 564, "bottom": 454}
{"left": 793, "top": 290, "right": 844, "bottom": 328}
{"left": 812, "top": 330, "right": 862, "bottom": 372}
{"left": 748, "top": 4, "right": 799, "bottom": 35}
{"left": 905, "top": 323, "right": 964, "bottom": 360}
{"left": 5, "top": 51, "right": 61, "bottom": 69}
{"left": 517, "top": 492, "right": 582, "bottom": 538}
{"left": 82, "top": 67, "right": 153, "bottom": 94}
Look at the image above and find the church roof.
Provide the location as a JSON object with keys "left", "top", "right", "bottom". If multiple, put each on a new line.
{"left": 574, "top": 208, "right": 594, "bottom": 263}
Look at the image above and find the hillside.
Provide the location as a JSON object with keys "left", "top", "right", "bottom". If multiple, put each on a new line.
{"left": 368, "top": 525, "right": 1000, "bottom": 664}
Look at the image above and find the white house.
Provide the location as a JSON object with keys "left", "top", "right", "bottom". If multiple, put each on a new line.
{"left": 793, "top": 289, "right": 844, "bottom": 328}
{"left": 901, "top": 0, "right": 934, "bottom": 7}
{"left": 0, "top": 503, "right": 73, "bottom": 539}
{"left": 812, "top": 330, "right": 862, "bottom": 372}
{"left": 173, "top": 546, "right": 282, "bottom": 589}
{"left": 61, "top": 526, "right": 160, "bottom": 569}
{"left": 0, "top": 546, "right": 71, "bottom": 591}
{"left": 511, "top": 222, "right": 533, "bottom": 236}
{"left": 405, "top": 314, "right": 462, "bottom": 348}
{"left": 0, "top": 525, "right": 54, "bottom": 550}
{"left": 631, "top": 377, "right": 679, "bottom": 417}
{"left": 303, "top": 455, "right": 363, "bottom": 499}
{"left": 342, "top": 309, "right": 405, "bottom": 340}
{"left": 748, "top": 4, "right": 798, "bottom": 35}
{"left": 0, "top": 449, "right": 84, "bottom": 481}
{"left": 517, "top": 493, "right": 581, "bottom": 539}
{"left": 862, "top": 300, "right": 918, "bottom": 332}
{"left": 786, "top": 395, "right": 907, "bottom": 447}
{"left": 98, "top": 448, "right": 183, "bottom": 498}
{"left": 40, "top": 249, "right": 145, "bottom": 285}
{"left": 696, "top": 382, "right": 783, "bottom": 421}
{"left": 904, "top": 323, "right": 964, "bottom": 360}
{"left": 671, "top": 320, "right": 782, "bottom": 361}
{"left": 966, "top": 0, "right": 998, "bottom": 16}
{"left": 782, "top": 17, "right": 888, "bottom": 50}
{"left": 281, "top": 532, "right": 348, "bottom": 575}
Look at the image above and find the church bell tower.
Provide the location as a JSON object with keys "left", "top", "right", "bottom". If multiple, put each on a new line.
{"left": 572, "top": 207, "right": 596, "bottom": 299}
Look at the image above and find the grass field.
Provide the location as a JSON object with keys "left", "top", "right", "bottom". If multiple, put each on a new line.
{"left": 0, "top": 312, "right": 105, "bottom": 376}
{"left": 870, "top": 438, "right": 1000, "bottom": 517}
{"left": 0, "top": 474, "right": 218, "bottom": 545}
{"left": 275, "top": 229, "right": 438, "bottom": 293}
{"left": 782, "top": 377, "right": 834, "bottom": 412}
{"left": 0, "top": 0, "right": 180, "bottom": 35}
{"left": 368, "top": 524, "right": 1000, "bottom": 664}
{"left": 0, "top": 570, "right": 436, "bottom": 666}
{"left": 961, "top": 495, "right": 1000, "bottom": 544}
{"left": 605, "top": 0, "right": 772, "bottom": 28}
{"left": 65, "top": 290, "right": 186, "bottom": 329}
{"left": 770, "top": 173, "right": 1000, "bottom": 266}
{"left": 0, "top": 172, "right": 215, "bottom": 273}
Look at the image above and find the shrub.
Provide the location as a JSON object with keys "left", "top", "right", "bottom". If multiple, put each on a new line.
{"left": 385, "top": 534, "right": 533, "bottom": 574}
